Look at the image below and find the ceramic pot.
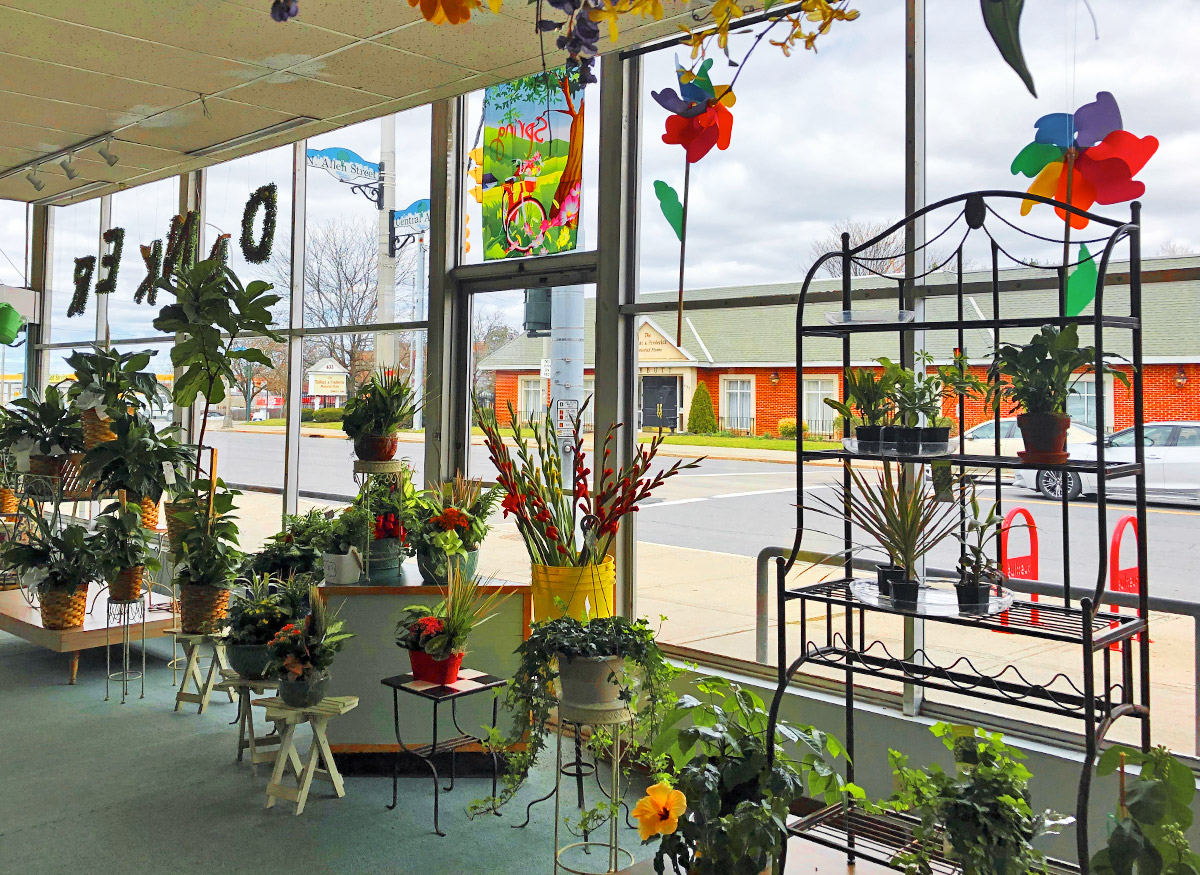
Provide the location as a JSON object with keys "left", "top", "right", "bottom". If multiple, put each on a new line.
{"left": 39, "top": 585, "right": 88, "bottom": 629}
{"left": 556, "top": 654, "right": 629, "bottom": 723}
{"left": 322, "top": 549, "right": 363, "bottom": 585}
{"left": 416, "top": 548, "right": 478, "bottom": 588}
{"left": 876, "top": 564, "right": 904, "bottom": 596}
{"left": 1016, "top": 412, "right": 1071, "bottom": 464}
{"left": 889, "top": 579, "right": 921, "bottom": 611}
{"left": 179, "top": 584, "right": 230, "bottom": 634}
{"left": 353, "top": 435, "right": 399, "bottom": 462}
{"left": 227, "top": 644, "right": 273, "bottom": 680}
{"left": 278, "top": 670, "right": 329, "bottom": 708}
{"left": 531, "top": 557, "right": 615, "bottom": 622}
{"left": 409, "top": 649, "right": 464, "bottom": 686}
{"left": 855, "top": 424, "right": 882, "bottom": 453}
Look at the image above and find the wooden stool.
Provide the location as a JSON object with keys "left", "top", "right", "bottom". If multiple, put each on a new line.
{"left": 260, "top": 695, "right": 359, "bottom": 816}
{"left": 173, "top": 633, "right": 234, "bottom": 714}
{"left": 215, "top": 671, "right": 281, "bottom": 776}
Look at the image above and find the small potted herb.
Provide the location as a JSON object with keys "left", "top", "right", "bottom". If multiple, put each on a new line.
{"left": 81, "top": 414, "right": 192, "bottom": 529}
{"left": 267, "top": 586, "right": 354, "bottom": 707}
{"left": 342, "top": 369, "right": 422, "bottom": 462}
{"left": 953, "top": 484, "right": 1005, "bottom": 611}
{"left": 408, "top": 474, "right": 501, "bottom": 587}
{"left": 64, "top": 345, "right": 168, "bottom": 448}
{"left": 3, "top": 509, "right": 102, "bottom": 629}
{"left": 885, "top": 723, "right": 1071, "bottom": 875}
{"left": 824, "top": 363, "right": 900, "bottom": 452}
{"left": 0, "top": 385, "right": 85, "bottom": 479}
{"left": 987, "top": 323, "right": 1129, "bottom": 463}
{"left": 173, "top": 479, "right": 243, "bottom": 633}
{"left": 93, "top": 501, "right": 162, "bottom": 602}
{"left": 322, "top": 505, "right": 371, "bottom": 585}
{"left": 394, "top": 568, "right": 509, "bottom": 685}
{"left": 643, "top": 676, "right": 849, "bottom": 875}
{"left": 226, "top": 574, "right": 290, "bottom": 680}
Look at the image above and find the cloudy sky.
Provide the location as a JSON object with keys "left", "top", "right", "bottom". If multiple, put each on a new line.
{"left": 2, "top": 0, "right": 1196, "bottom": 365}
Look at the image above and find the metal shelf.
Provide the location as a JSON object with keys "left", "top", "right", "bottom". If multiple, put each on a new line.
{"left": 800, "top": 313, "right": 1139, "bottom": 337}
{"left": 798, "top": 449, "right": 1140, "bottom": 478}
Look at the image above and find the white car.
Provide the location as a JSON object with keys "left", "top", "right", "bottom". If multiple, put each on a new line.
{"left": 1012, "top": 421, "right": 1200, "bottom": 502}
{"left": 948, "top": 417, "right": 1096, "bottom": 478}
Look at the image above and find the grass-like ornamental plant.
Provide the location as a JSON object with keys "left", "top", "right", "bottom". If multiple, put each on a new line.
{"left": 395, "top": 569, "right": 509, "bottom": 659}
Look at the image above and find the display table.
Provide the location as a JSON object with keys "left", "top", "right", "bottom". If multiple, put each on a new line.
{"left": 617, "top": 835, "right": 896, "bottom": 874}
{"left": 319, "top": 578, "right": 530, "bottom": 764}
{"left": 261, "top": 695, "right": 359, "bottom": 816}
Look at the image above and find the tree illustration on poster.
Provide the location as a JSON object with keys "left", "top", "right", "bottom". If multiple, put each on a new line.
{"left": 480, "top": 67, "right": 583, "bottom": 260}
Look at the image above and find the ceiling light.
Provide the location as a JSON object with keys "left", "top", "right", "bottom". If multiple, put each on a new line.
{"left": 97, "top": 139, "right": 119, "bottom": 167}
{"left": 25, "top": 167, "right": 45, "bottom": 192}
{"left": 187, "top": 117, "right": 316, "bottom": 158}
{"left": 59, "top": 154, "right": 79, "bottom": 180}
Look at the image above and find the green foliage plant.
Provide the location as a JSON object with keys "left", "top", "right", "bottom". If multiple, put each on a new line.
{"left": 313, "top": 407, "right": 344, "bottom": 423}
{"left": 93, "top": 501, "right": 162, "bottom": 578}
{"left": 2, "top": 508, "right": 101, "bottom": 594}
{"left": 1091, "top": 745, "right": 1199, "bottom": 875}
{"left": 328, "top": 505, "right": 372, "bottom": 555}
{"left": 342, "top": 369, "right": 423, "bottom": 440}
{"left": 266, "top": 586, "right": 354, "bottom": 681}
{"left": 882, "top": 353, "right": 945, "bottom": 428}
{"left": 687, "top": 382, "right": 718, "bottom": 434}
{"left": 987, "top": 323, "right": 1129, "bottom": 416}
{"left": 824, "top": 363, "right": 901, "bottom": 428}
{"left": 885, "top": 723, "right": 1072, "bottom": 875}
{"left": 955, "top": 481, "right": 1005, "bottom": 587}
{"left": 81, "top": 414, "right": 192, "bottom": 503}
{"left": 228, "top": 574, "right": 290, "bottom": 646}
{"left": 648, "top": 677, "right": 851, "bottom": 875}
{"left": 406, "top": 474, "right": 502, "bottom": 575}
{"left": 64, "top": 345, "right": 168, "bottom": 418}
{"left": 395, "top": 568, "right": 510, "bottom": 658}
{"left": 246, "top": 508, "right": 334, "bottom": 579}
{"left": 0, "top": 385, "right": 85, "bottom": 456}
{"left": 777, "top": 417, "right": 799, "bottom": 439}
{"left": 172, "top": 479, "right": 243, "bottom": 591}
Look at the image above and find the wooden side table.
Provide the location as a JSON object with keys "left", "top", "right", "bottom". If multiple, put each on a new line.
{"left": 260, "top": 694, "right": 359, "bottom": 816}
{"left": 214, "top": 670, "right": 281, "bottom": 776}
{"left": 173, "top": 633, "right": 234, "bottom": 714}
{"left": 381, "top": 669, "right": 507, "bottom": 836}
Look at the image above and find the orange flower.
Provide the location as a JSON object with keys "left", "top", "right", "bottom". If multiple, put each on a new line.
{"left": 632, "top": 782, "right": 687, "bottom": 841}
{"left": 408, "top": 0, "right": 481, "bottom": 25}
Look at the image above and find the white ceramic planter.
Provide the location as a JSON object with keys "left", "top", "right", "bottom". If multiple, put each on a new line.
{"left": 556, "top": 654, "right": 630, "bottom": 724}
{"left": 322, "top": 548, "right": 363, "bottom": 585}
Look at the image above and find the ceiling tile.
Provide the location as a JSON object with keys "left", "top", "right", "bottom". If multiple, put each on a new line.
{"left": 0, "top": 121, "right": 83, "bottom": 156}
{"left": 117, "top": 98, "right": 295, "bottom": 153}
{"left": 374, "top": 12, "right": 541, "bottom": 72}
{"left": 0, "top": 92, "right": 121, "bottom": 139}
{"left": 0, "top": 53, "right": 197, "bottom": 116}
{"left": 221, "top": 0, "right": 427, "bottom": 39}
{"left": 290, "top": 42, "right": 475, "bottom": 99}
{"left": 224, "top": 74, "right": 388, "bottom": 118}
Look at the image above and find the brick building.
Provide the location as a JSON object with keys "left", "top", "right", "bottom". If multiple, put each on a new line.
{"left": 477, "top": 258, "right": 1200, "bottom": 436}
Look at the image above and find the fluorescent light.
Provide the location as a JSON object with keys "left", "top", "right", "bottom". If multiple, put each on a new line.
{"left": 59, "top": 155, "right": 79, "bottom": 180}
{"left": 97, "top": 139, "right": 119, "bottom": 167}
{"left": 37, "top": 180, "right": 108, "bottom": 205}
{"left": 25, "top": 167, "right": 45, "bottom": 192}
{"left": 188, "top": 117, "right": 316, "bottom": 158}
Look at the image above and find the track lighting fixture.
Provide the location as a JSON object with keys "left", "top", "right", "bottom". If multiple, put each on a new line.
{"left": 97, "top": 139, "right": 119, "bottom": 167}
{"left": 59, "top": 154, "right": 79, "bottom": 180}
{"left": 26, "top": 167, "right": 45, "bottom": 192}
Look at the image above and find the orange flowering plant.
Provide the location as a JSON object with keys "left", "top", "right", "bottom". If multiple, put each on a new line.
{"left": 407, "top": 474, "right": 502, "bottom": 580}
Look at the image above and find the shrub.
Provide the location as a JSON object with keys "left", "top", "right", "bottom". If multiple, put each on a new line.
{"left": 687, "top": 383, "right": 717, "bottom": 434}
{"left": 300, "top": 409, "right": 314, "bottom": 422}
{"left": 777, "top": 417, "right": 798, "bottom": 439}
{"left": 313, "top": 407, "right": 344, "bottom": 423}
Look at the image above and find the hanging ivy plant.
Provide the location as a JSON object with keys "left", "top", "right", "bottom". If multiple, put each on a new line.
{"left": 135, "top": 240, "right": 163, "bottom": 305}
{"left": 95, "top": 227, "right": 125, "bottom": 295}
{"left": 67, "top": 256, "right": 96, "bottom": 318}
{"left": 240, "top": 183, "right": 277, "bottom": 264}
{"left": 209, "top": 233, "right": 231, "bottom": 268}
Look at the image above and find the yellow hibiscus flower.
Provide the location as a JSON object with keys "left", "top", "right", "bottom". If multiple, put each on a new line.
{"left": 632, "top": 782, "right": 687, "bottom": 842}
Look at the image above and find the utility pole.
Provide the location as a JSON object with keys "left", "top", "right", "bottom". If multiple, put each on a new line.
{"left": 550, "top": 284, "right": 586, "bottom": 472}
{"left": 377, "top": 114, "right": 397, "bottom": 372}
{"left": 412, "top": 233, "right": 426, "bottom": 428}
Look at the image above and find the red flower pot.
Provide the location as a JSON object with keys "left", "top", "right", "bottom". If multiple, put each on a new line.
{"left": 409, "top": 650, "right": 464, "bottom": 686}
{"left": 354, "top": 434, "right": 400, "bottom": 462}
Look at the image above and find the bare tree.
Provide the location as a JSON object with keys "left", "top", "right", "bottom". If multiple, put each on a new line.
{"left": 232, "top": 335, "right": 287, "bottom": 421}
{"left": 1158, "top": 240, "right": 1197, "bottom": 257}
{"left": 471, "top": 304, "right": 521, "bottom": 399}
{"left": 810, "top": 219, "right": 906, "bottom": 278}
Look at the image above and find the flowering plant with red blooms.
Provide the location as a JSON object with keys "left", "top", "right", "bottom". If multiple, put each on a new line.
{"left": 474, "top": 396, "right": 701, "bottom": 567}
{"left": 265, "top": 587, "right": 354, "bottom": 681}
{"left": 395, "top": 568, "right": 509, "bottom": 658}
{"left": 406, "top": 475, "right": 502, "bottom": 579}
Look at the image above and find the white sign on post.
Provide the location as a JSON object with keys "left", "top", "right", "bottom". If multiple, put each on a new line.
{"left": 539, "top": 358, "right": 552, "bottom": 379}
{"left": 556, "top": 398, "right": 580, "bottom": 437}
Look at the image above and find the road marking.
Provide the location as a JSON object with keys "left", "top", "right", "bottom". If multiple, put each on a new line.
{"left": 974, "top": 487, "right": 1200, "bottom": 517}
{"left": 645, "top": 487, "right": 797, "bottom": 509}
{"left": 676, "top": 472, "right": 782, "bottom": 478}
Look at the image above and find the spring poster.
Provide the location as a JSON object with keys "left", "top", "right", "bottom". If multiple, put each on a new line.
{"left": 480, "top": 67, "right": 583, "bottom": 260}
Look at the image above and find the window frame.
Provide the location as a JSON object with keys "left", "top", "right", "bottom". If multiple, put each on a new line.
{"left": 720, "top": 374, "right": 755, "bottom": 432}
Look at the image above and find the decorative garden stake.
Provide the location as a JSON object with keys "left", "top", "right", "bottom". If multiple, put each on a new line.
{"left": 240, "top": 183, "right": 278, "bottom": 264}
{"left": 67, "top": 256, "right": 95, "bottom": 318}
{"left": 95, "top": 227, "right": 125, "bottom": 295}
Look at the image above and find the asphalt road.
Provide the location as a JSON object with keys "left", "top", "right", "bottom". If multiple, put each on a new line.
{"left": 204, "top": 429, "right": 1198, "bottom": 603}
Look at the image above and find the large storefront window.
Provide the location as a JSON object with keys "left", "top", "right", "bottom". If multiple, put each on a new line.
{"left": 48, "top": 200, "right": 100, "bottom": 346}
{"left": 0, "top": 199, "right": 26, "bottom": 287}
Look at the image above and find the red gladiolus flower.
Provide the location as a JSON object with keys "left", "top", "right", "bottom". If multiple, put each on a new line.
{"left": 545, "top": 525, "right": 560, "bottom": 541}
{"left": 501, "top": 492, "right": 523, "bottom": 519}
{"left": 556, "top": 544, "right": 570, "bottom": 555}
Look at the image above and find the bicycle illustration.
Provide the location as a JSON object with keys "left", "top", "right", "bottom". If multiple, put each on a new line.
{"left": 500, "top": 153, "right": 546, "bottom": 253}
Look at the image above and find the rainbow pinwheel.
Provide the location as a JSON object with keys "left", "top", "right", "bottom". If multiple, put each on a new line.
{"left": 652, "top": 58, "right": 735, "bottom": 164}
{"left": 1011, "top": 91, "right": 1158, "bottom": 230}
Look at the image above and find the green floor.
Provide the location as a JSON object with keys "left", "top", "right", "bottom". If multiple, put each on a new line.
{"left": 0, "top": 632, "right": 654, "bottom": 875}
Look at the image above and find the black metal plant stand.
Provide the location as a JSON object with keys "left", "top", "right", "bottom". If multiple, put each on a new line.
{"left": 766, "top": 191, "right": 1151, "bottom": 875}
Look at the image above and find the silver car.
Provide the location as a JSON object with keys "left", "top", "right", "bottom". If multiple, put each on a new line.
{"left": 1012, "top": 421, "right": 1200, "bottom": 502}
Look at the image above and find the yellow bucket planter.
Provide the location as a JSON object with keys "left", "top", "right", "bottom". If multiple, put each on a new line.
{"left": 531, "top": 556, "right": 615, "bottom": 622}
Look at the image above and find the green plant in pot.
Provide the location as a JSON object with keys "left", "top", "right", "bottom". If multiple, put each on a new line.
{"left": 825, "top": 362, "right": 901, "bottom": 452}
{"left": 881, "top": 353, "right": 947, "bottom": 455}
{"left": 226, "top": 574, "right": 290, "bottom": 680}
{"left": 953, "top": 482, "right": 1006, "bottom": 611}
{"left": 3, "top": 508, "right": 102, "bottom": 630}
{"left": 0, "top": 385, "right": 85, "bottom": 481}
{"left": 342, "top": 369, "right": 422, "bottom": 462}
{"left": 80, "top": 413, "right": 192, "bottom": 529}
{"left": 93, "top": 501, "right": 162, "bottom": 602}
{"left": 884, "top": 723, "right": 1071, "bottom": 875}
{"left": 470, "top": 613, "right": 676, "bottom": 816}
{"left": 408, "top": 474, "right": 501, "bottom": 587}
{"left": 644, "top": 676, "right": 850, "bottom": 875}
{"left": 172, "top": 479, "right": 243, "bottom": 633}
{"left": 355, "top": 470, "right": 417, "bottom": 585}
{"left": 267, "top": 586, "right": 354, "bottom": 708}
{"left": 322, "top": 505, "right": 371, "bottom": 585}
{"left": 809, "top": 461, "right": 960, "bottom": 608}
{"left": 246, "top": 508, "right": 334, "bottom": 580}
{"left": 64, "top": 345, "right": 169, "bottom": 449}
{"left": 1090, "top": 745, "right": 1199, "bottom": 875}
{"left": 395, "top": 568, "right": 509, "bottom": 685}
{"left": 987, "top": 323, "right": 1129, "bottom": 464}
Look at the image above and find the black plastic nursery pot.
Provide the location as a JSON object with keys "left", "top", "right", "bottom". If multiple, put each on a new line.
{"left": 895, "top": 426, "right": 922, "bottom": 455}
{"left": 889, "top": 579, "right": 921, "bottom": 610}
{"left": 876, "top": 564, "right": 904, "bottom": 596}
{"left": 955, "top": 581, "right": 993, "bottom": 612}
{"left": 920, "top": 425, "right": 951, "bottom": 453}
{"left": 855, "top": 424, "right": 883, "bottom": 453}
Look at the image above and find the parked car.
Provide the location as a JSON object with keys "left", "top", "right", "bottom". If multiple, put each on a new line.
{"left": 1012, "top": 421, "right": 1200, "bottom": 503}
{"left": 251, "top": 409, "right": 269, "bottom": 422}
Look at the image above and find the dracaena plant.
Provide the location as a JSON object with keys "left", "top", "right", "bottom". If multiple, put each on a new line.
{"left": 153, "top": 258, "right": 283, "bottom": 472}
{"left": 64, "top": 344, "right": 168, "bottom": 419}
{"left": 955, "top": 482, "right": 1005, "bottom": 587}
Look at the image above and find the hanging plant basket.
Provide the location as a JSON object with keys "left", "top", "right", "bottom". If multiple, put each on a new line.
{"left": 137, "top": 496, "right": 160, "bottom": 531}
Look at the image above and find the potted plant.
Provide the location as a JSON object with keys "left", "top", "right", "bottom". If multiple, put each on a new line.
{"left": 882, "top": 353, "right": 946, "bottom": 455}
{"left": 342, "top": 369, "right": 422, "bottom": 462}
{"left": 93, "top": 501, "right": 162, "bottom": 602}
{"left": 0, "top": 449, "right": 18, "bottom": 515}
{"left": 226, "top": 573, "right": 290, "bottom": 680}
{"left": 809, "top": 461, "right": 960, "bottom": 608}
{"left": 172, "top": 479, "right": 243, "bottom": 633}
{"left": 153, "top": 258, "right": 283, "bottom": 476}
{"left": 0, "top": 385, "right": 85, "bottom": 479}
{"left": 885, "top": 723, "right": 1071, "bottom": 875}
{"left": 322, "top": 505, "right": 371, "bottom": 585}
{"left": 476, "top": 398, "right": 698, "bottom": 621}
{"left": 266, "top": 586, "right": 354, "bottom": 707}
{"left": 81, "top": 414, "right": 192, "bottom": 529}
{"left": 356, "top": 472, "right": 416, "bottom": 585}
{"left": 409, "top": 474, "right": 501, "bottom": 587}
{"left": 1090, "top": 745, "right": 1198, "bottom": 875}
{"left": 64, "top": 345, "right": 168, "bottom": 448}
{"left": 246, "top": 508, "right": 334, "bottom": 580}
{"left": 824, "top": 363, "right": 900, "bottom": 452}
{"left": 987, "top": 323, "right": 1129, "bottom": 464}
{"left": 394, "top": 568, "right": 509, "bottom": 685}
{"left": 643, "top": 676, "right": 849, "bottom": 875}
{"left": 953, "top": 484, "right": 1005, "bottom": 611}
{"left": 3, "top": 510, "right": 102, "bottom": 629}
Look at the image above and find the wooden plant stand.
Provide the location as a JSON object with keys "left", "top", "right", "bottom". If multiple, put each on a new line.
{"left": 214, "top": 670, "right": 281, "bottom": 776}
{"left": 173, "top": 633, "right": 233, "bottom": 714}
{"left": 260, "top": 695, "right": 359, "bottom": 816}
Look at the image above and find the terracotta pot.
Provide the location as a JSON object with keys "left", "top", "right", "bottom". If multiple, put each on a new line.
{"left": 0, "top": 487, "right": 17, "bottom": 515}
{"left": 409, "top": 649, "right": 464, "bottom": 686}
{"left": 109, "top": 566, "right": 144, "bottom": 602}
{"left": 81, "top": 408, "right": 117, "bottom": 450}
{"left": 531, "top": 557, "right": 615, "bottom": 622}
{"left": 1016, "top": 411, "right": 1071, "bottom": 464}
{"left": 179, "top": 584, "right": 230, "bottom": 634}
{"left": 40, "top": 585, "right": 88, "bottom": 629}
{"left": 353, "top": 435, "right": 399, "bottom": 462}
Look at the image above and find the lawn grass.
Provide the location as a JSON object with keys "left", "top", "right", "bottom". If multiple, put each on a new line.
{"left": 641, "top": 433, "right": 841, "bottom": 452}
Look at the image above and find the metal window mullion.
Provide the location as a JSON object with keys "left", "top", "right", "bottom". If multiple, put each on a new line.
{"left": 174, "top": 171, "right": 202, "bottom": 442}
{"left": 27, "top": 204, "right": 52, "bottom": 394}
{"left": 282, "top": 140, "right": 307, "bottom": 517}
{"left": 94, "top": 194, "right": 112, "bottom": 344}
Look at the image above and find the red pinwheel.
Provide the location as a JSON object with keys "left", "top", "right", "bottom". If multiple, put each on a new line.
{"left": 1011, "top": 91, "right": 1158, "bottom": 229}
{"left": 652, "top": 58, "right": 736, "bottom": 164}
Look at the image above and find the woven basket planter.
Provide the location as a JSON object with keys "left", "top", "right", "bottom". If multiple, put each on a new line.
{"left": 109, "top": 567, "right": 144, "bottom": 602}
{"left": 0, "top": 487, "right": 17, "bottom": 515}
{"left": 81, "top": 408, "right": 117, "bottom": 450}
{"left": 138, "top": 496, "right": 160, "bottom": 530}
{"left": 164, "top": 501, "right": 186, "bottom": 552}
{"left": 179, "top": 584, "right": 230, "bottom": 634}
{"left": 28, "top": 454, "right": 68, "bottom": 480}
{"left": 60, "top": 454, "right": 94, "bottom": 501}
{"left": 40, "top": 585, "right": 88, "bottom": 629}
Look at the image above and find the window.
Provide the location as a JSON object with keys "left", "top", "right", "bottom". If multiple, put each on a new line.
{"left": 519, "top": 376, "right": 545, "bottom": 423}
{"left": 583, "top": 378, "right": 595, "bottom": 430}
{"left": 722, "top": 377, "right": 753, "bottom": 432}
{"left": 1175, "top": 426, "right": 1200, "bottom": 447}
{"left": 1111, "top": 424, "right": 1173, "bottom": 447}
{"left": 1066, "top": 379, "right": 1098, "bottom": 429}
{"left": 0, "top": 199, "right": 26, "bottom": 287}
{"left": 968, "top": 421, "right": 996, "bottom": 441}
{"left": 49, "top": 200, "right": 101, "bottom": 346}
{"left": 802, "top": 379, "right": 836, "bottom": 437}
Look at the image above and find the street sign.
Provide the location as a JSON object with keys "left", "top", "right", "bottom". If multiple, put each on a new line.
{"left": 306, "top": 147, "right": 379, "bottom": 182}
{"left": 540, "top": 358, "right": 551, "bottom": 379}
{"left": 555, "top": 398, "right": 579, "bottom": 437}
{"left": 392, "top": 198, "right": 430, "bottom": 231}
